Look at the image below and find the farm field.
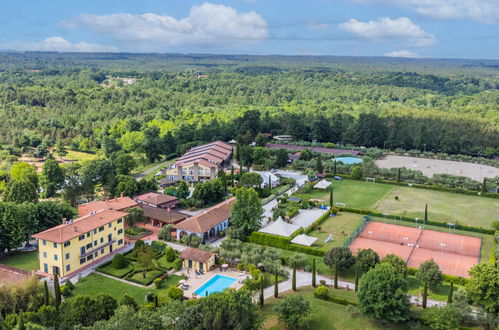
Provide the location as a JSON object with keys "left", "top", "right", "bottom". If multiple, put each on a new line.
{"left": 293, "top": 179, "right": 498, "bottom": 229}
{"left": 0, "top": 250, "right": 39, "bottom": 272}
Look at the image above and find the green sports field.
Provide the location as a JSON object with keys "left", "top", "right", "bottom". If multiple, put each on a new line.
{"left": 294, "top": 179, "right": 498, "bottom": 229}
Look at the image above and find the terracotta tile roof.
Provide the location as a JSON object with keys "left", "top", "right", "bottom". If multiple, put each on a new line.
{"left": 175, "top": 141, "right": 232, "bottom": 169}
{"left": 176, "top": 158, "right": 218, "bottom": 169}
{"left": 173, "top": 198, "right": 236, "bottom": 234}
{"left": 142, "top": 206, "right": 189, "bottom": 224}
{"left": 179, "top": 247, "right": 216, "bottom": 263}
{"left": 32, "top": 209, "right": 127, "bottom": 243}
{"left": 77, "top": 197, "right": 138, "bottom": 217}
{"left": 135, "top": 192, "right": 178, "bottom": 206}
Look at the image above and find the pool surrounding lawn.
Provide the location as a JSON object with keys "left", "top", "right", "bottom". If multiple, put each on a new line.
{"left": 194, "top": 274, "right": 237, "bottom": 297}
{"left": 0, "top": 250, "right": 39, "bottom": 272}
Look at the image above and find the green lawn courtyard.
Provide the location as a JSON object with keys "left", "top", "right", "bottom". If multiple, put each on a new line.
{"left": 0, "top": 250, "right": 39, "bottom": 272}
{"left": 293, "top": 179, "right": 498, "bottom": 229}
{"left": 307, "top": 212, "right": 364, "bottom": 251}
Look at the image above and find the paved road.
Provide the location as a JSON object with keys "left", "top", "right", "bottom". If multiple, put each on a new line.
{"left": 264, "top": 268, "right": 445, "bottom": 308}
{"left": 133, "top": 160, "right": 171, "bottom": 181}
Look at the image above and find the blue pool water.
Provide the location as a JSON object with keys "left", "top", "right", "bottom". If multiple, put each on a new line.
{"left": 334, "top": 156, "right": 363, "bottom": 165}
{"left": 194, "top": 274, "right": 237, "bottom": 297}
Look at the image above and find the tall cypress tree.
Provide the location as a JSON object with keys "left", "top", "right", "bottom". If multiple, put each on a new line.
{"left": 354, "top": 264, "right": 359, "bottom": 292}
{"left": 424, "top": 204, "right": 428, "bottom": 224}
{"left": 274, "top": 269, "right": 279, "bottom": 298}
{"left": 259, "top": 276, "right": 264, "bottom": 306}
{"left": 422, "top": 278, "right": 428, "bottom": 309}
{"left": 53, "top": 274, "right": 61, "bottom": 309}
{"left": 312, "top": 259, "right": 316, "bottom": 288}
{"left": 292, "top": 262, "right": 297, "bottom": 291}
{"left": 481, "top": 178, "right": 487, "bottom": 194}
{"left": 334, "top": 264, "right": 338, "bottom": 289}
{"left": 397, "top": 168, "right": 401, "bottom": 183}
{"left": 333, "top": 160, "right": 337, "bottom": 175}
{"left": 316, "top": 157, "right": 324, "bottom": 174}
{"left": 329, "top": 189, "right": 334, "bottom": 208}
{"left": 447, "top": 282, "right": 453, "bottom": 304}
{"left": 43, "top": 280, "right": 49, "bottom": 306}
{"left": 231, "top": 166, "right": 235, "bottom": 187}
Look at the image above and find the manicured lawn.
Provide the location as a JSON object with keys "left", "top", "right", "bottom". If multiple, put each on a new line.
{"left": 294, "top": 179, "right": 394, "bottom": 209}
{"left": 72, "top": 273, "right": 147, "bottom": 303}
{"left": 406, "top": 277, "right": 460, "bottom": 302}
{"left": 261, "top": 287, "right": 414, "bottom": 330}
{"left": 374, "top": 186, "right": 498, "bottom": 229}
{"left": 308, "top": 212, "right": 365, "bottom": 250}
{"left": 64, "top": 149, "right": 98, "bottom": 162}
{"left": 97, "top": 262, "right": 135, "bottom": 278}
{"left": 0, "top": 250, "right": 39, "bottom": 272}
{"left": 127, "top": 269, "right": 164, "bottom": 285}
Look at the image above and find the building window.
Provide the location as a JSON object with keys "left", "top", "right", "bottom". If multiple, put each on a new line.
{"left": 87, "top": 255, "right": 93, "bottom": 261}
{"left": 94, "top": 240, "right": 97, "bottom": 246}
{"left": 79, "top": 235, "right": 85, "bottom": 241}
{"left": 63, "top": 241, "right": 70, "bottom": 247}
{"left": 86, "top": 232, "right": 90, "bottom": 238}
{"left": 94, "top": 229, "right": 97, "bottom": 234}
{"left": 108, "top": 234, "right": 112, "bottom": 242}
{"left": 54, "top": 254, "right": 58, "bottom": 261}
{"left": 65, "top": 253, "right": 70, "bottom": 260}
{"left": 80, "top": 258, "right": 85, "bottom": 265}
{"left": 95, "top": 251, "right": 98, "bottom": 257}
{"left": 42, "top": 240, "right": 46, "bottom": 246}
{"left": 80, "top": 247, "right": 85, "bottom": 254}
{"left": 66, "top": 265, "right": 71, "bottom": 272}
{"left": 53, "top": 242, "right": 57, "bottom": 248}
{"left": 100, "top": 237, "right": 104, "bottom": 243}
{"left": 86, "top": 243, "right": 92, "bottom": 249}
{"left": 108, "top": 223, "right": 112, "bottom": 228}
{"left": 43, "top": 252, "right": 47, "bottom": 258}
{"left": 117, "top": 219, "right": 122, "bottom": 224}
{"left": 99, "top": 226, "right": 104, "bottom": 232}
{"left": 118, "top": 239, "right": 123, "bottom": 245}
{"left": 118, "top": 229, "right": 123, "bottom": 235}
{"left": 101, "top": 249, "right": 104, "bottom": 254}
{"left": 43, "top": 263, "right": 48, "bottom": 273}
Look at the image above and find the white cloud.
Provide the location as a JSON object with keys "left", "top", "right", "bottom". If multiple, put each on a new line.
{"left": 340, "top": 17, "right": 436, "bottom": 46}
{"left": 0, "top": 37, "right": 117, "bottom": 52}
{"left": 61, "top": 3, "right": 268, "bottom": 51}
{"left": 354, "top": 0, "right": 499, "bottom": 23}
{"left": 385, "top": 50, "right": 423, "bottom": 58}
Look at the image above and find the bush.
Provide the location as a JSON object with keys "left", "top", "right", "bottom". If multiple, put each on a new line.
{"left": 173, "top": 258, "right": 183, "bottom": 271}
{"left": 64, "top": 280, "right": 74, "bottom": 290}
{"left": 492, "top": 221, "right": 499, "bottom": 231}
{"left": 166, "top": 286, "right": 184, "bottom": 301}
{"left": 151, "top": 240, "right": 167, "bottom": 253}
{"left": 153, "top": 278, "right": 162, "bottom": 289}
{"left": 144, "top": 291, "right": 155, "bottom": 302}
{"left": 60, "top": 285, "right": 72, "bottom": 298}
{"left": 165, "top": 246, "right": 176, "bottom": 262}
{"left": 111, "top": 253, "right": 127, "bottom": 269}
{"left": 158, "top": 225, "right": 173, "bottom": 241}
{"left": 314, "top": 285, "right": 330, "bottom": 299}
{"left": 314, "top": 286, "right": 357, "bottom": 306}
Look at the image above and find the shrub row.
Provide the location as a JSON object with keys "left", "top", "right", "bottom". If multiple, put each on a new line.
{"left": 313, "top": 286, "right": 357, "bottom": 306}
{"left": 247, "top": 231, "right": 324, "bottom": 256}
{"left": 338, "top": 207, "right": 495, "bottom": 235}
{"left": 491, "top": 232, "right": 499, "bottom": 266}
{"left": 407, "top": 267, "right": 468, "bottom": 285}
{"left": 304, "top": 210, "right": 331, "bottom": 234}
{"left": 325, "top": 173, "right": 499, "bottom": 199}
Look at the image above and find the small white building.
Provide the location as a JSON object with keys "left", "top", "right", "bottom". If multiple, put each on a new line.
{"left": 258, "top": 172, "right": 280, "bottom": 188}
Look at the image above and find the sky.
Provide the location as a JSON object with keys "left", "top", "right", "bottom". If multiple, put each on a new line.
{"left": 1, "top": 0, "right": 499, "bottom": 59}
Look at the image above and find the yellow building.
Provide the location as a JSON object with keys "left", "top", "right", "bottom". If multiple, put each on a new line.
{"left": 32, "top": 209, "right": 127, "bottom": 278}
{"left": 179, "top": 247, "right": 216, "bottom": 272}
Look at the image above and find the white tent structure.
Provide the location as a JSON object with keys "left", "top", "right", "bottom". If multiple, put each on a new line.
{"left": 314, "top": 179, "right": 332, "bottom": 189}
{"left": 291, "top": 234, "right": 318, "bottom": 247}
{"left": 258, "top": 217, "right": 300, "bottom": 237}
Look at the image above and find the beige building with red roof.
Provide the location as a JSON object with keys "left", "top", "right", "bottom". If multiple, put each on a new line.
{"left": 32, "top": 209, "right": 127, "bottom": 278}
{"left": 164, "top": 141, "right": 232, "bottom": 182}
{"left": 179, "top": 247, "right": 216, "bottom": 272}
{"left": 77, "top": 196, "right": 138, "bottom": 217}
{"left": 173, "top": 198, "right": 235, "bottom": 243}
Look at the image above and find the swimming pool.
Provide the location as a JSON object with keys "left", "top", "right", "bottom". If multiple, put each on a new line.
{"left": 193, "top": 274, "right": 237, "bottom": 297}
{"left": 334, "top": 156, "right": 363, "bottom": 165}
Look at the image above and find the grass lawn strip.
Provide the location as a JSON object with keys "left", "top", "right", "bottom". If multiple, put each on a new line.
{"left": 307, "top": 212, "right": 364, "bottom": 251}
{"left": 0, "top": 250, "right": 39, "bottom": 272}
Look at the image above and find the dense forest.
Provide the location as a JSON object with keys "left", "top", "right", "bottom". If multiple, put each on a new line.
{"left": 0, "top": 52, "right": 498, "bottom": 159}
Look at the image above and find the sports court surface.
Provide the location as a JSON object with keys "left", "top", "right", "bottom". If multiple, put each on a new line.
{"left": 349, "top": 222, "right": 481, "bottom": 278}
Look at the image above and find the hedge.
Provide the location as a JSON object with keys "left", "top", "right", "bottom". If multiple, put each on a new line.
{"left": 247, "top": 231, "right": 324, "bottom": 256}
{"left": 407, "top": 267, "right": 468, "bottom": 285}
{"left": 304, "top": 210, "right": 331, "bottom": 234}
{"left": 325, "top": 173, "right": 499, "bottom": 199}
{"left": 314, "top": 288, "right": 357, "bottom": 306}
{"left": 339, "top": 207, "right": 495, "bottom": 235}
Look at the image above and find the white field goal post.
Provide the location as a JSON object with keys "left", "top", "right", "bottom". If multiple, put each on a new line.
{"left": 335, "top": 202, "right": 346, "bottom": 207}
{"left": 366, "top": 177, "right": 376, "bottom": 183}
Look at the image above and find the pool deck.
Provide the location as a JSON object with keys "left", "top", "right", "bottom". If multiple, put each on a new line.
{"left": 175, "top": 268, "right": 247, "bottom": 298}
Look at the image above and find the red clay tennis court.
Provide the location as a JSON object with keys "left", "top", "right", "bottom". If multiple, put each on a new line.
{"left": 349, "top": 222, "right": 481, "bottom": 278}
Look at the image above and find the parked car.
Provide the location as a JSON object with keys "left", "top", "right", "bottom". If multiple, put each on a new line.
{"left": 334, "top": 176, "right": 343, "bottom": 180}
